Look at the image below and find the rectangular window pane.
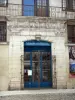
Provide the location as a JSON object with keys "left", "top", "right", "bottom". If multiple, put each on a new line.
{"left": 68, "top": 25, "right": 75, "bottom": 43}
{"left": 36, "top": 0, "right": 49, "bottom": 17}
{"left": 42, "top": 52, "right": 51, "bottom": 82}
{"left": 24, "top": 52, "right": 30, "bottom": 61}
{"left": 0, "top": 0, "right": 7, "bottom": 6}
{"left": 37, "top": 0, "right": 47, "bottom": 6}
{"left": 24, "top": 65, "right": 32, "bottom": 82}
{"left": 24, "top": 52, "right": 32, "bottom": 82}
{"left": 42, "top": 52, "right": 50, "bottom": 61}
{"left": 37, "top": 0, "right": 41, "bottom": 6}
{"left": 42, "top": 0, "right": 47, "bottom": 6}
{"left": 32, "top": 52, "right": 40, "bottom": 82}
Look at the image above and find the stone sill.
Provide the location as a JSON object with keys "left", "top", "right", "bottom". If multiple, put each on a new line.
{"left": 65, "top": 43, "right": 75, "bottom": 46}
{"left": 0, "top": 42, "right": 9, "bottom": 45}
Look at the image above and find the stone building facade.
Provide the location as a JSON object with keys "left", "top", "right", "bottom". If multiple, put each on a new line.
{"left": 0, "top": 0, "right": 75, "bottom": 91}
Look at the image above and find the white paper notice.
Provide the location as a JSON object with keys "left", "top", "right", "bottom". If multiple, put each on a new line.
{"left": 28, "top": 70, "right": 32, "bottom": 76}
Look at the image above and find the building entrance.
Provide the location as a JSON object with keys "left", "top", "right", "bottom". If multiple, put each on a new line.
{"left": 24, "top": 40, "right": 52, "bottom": 88}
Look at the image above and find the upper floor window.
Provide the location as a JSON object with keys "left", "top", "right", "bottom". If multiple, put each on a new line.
{"left": 62, "top": 0, "right": 75, "bottom": 11}
{"left": 67, "top": 25, "right": 75, "bottom": 43}
{"left": 0, "top": 22, "right": 7, "bottom": 42}
{"left": 23, "top": 0, "right": 49, "bottom": 17}
{"left": 0, "top": 0, "right": 8, "bottom": 7}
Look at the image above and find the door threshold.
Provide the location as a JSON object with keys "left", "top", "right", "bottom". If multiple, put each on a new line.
{"left": 23, "top": 87, "right": 52, "bottom": 90}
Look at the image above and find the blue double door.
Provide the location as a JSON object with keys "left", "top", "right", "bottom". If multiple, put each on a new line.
{"left": 24, "top": 45, "right": 52, "bottom": 88}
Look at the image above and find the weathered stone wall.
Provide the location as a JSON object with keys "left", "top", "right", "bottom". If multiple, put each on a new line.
{"left": 0, "top": 45, "right": 9, "bottom": 91}
{"left": 0, "top": 0, "right": 75, "bottom": 91}
{"left": 0, "top": 16, "right": 75, "bottom": 90}
{"left": 7, "top": 17, "right": 70, "bottom": 89}
{"left": 0, "top": 0, "right": 22, "bottom": 16}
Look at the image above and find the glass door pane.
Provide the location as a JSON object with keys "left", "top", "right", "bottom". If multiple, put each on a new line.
{"left": 24, "top": 52, "right": 32, "bottom": 82}
{"left": 41, "top": 52, "right": 51, "bottom": 82}
{"left": 32, "top": 52, "right": 40, "bottom": 84}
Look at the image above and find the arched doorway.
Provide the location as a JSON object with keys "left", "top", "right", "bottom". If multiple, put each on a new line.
{"left": 24, "top": 40, "right": 52, "bottom": 88}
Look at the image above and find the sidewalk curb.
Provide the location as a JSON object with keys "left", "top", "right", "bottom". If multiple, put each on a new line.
{"left": 0, "top": 89, "right": 75, "bottom": 97}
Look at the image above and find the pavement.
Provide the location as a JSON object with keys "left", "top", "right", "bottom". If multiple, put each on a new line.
{"left": 0, "top": 89, "right": 75, "bottom": 100}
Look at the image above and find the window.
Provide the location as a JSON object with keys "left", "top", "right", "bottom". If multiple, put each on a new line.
{"left": 0, "top": 22, "right": 7, "bottom": 42}
{"left": 0, "top": 0, "right": 8, "bottom": 7}
{"left": 67, "top": 25, "right": 75, "bottom": 43}
{"left": 35, "top": 0, "right": 49, "bottom": 17}
{"left": 62, "top": 0, "right": 75, "bottom": 11}
{"left": 23, "top": 0, "right": 49, "bottom": 17}
{"left": 66, "top": 0, "right": 74, "bottom": 10}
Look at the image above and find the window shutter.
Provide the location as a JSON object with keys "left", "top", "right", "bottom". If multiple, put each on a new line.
{"left": 23, "top": 0, "right": 34, "bottom": 16}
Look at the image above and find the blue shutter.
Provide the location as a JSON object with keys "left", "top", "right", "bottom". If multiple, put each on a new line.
{"left": 23, "top": 0, "right": 34, "bottom": 16}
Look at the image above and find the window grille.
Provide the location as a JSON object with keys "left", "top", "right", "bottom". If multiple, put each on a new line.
{"left": 0, "top": 22, "right": 7, "bottom": 42}
{"left": 68, "top": 25, "right": 75, "bottom": 43}
{"left": 62, "top": 0, "right": 75, "bottom": 11}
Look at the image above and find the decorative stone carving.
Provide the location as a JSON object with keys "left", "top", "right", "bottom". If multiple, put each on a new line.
{"left": 7, "top": 18, "right": 66, "bottom": 37}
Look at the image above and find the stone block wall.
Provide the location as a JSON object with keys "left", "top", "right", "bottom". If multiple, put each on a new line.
{"left": 0, "top": 45, "right": 9, "bottom": 91}
{"left": 0, "top": 16, "right": 75, "bottom": 90}
{"left": 7, "top": 17, "right": 70, "bottom": 90}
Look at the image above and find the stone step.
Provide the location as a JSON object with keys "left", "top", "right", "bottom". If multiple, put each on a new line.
{"left": 0, "top": 89, "right": 75, "bottom": 100}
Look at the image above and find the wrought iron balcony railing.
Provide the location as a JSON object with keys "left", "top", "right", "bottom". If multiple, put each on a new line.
{"left": 0, "top": 3, "right": 75, "bottom": 19}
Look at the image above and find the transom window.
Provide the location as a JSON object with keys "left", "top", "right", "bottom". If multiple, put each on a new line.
{"left": 0, "top": 22, "right": 7, "bottom": 42}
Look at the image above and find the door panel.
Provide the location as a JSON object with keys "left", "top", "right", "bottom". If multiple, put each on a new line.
{"left": 42, "top": 62, "right": 50, "bottom": 82}
{"left": 42, "top": 52, "right": 51, "bottom": 82}
{"left": 24, "top": 47, "right": 52, "bottom": 88}
{"left": 32, "top": 52, "right": 40, "bottom": 82}
{"left": 24, "top": 52, "right": 32, "bottom": 87}
{"left": 40, "top": 52, "right": 51, "bottom": 87}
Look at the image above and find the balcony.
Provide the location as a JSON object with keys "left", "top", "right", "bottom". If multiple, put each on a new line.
{"left": 0, "top": 3, "right": 75, "bottom": 20}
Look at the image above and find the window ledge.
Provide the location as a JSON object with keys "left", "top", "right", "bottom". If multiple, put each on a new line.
{"left": 65, "top": 43, "right": 75, "bottom": 46}
{"left": 0, "top": 42, "right": 9, "bottom": 45}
